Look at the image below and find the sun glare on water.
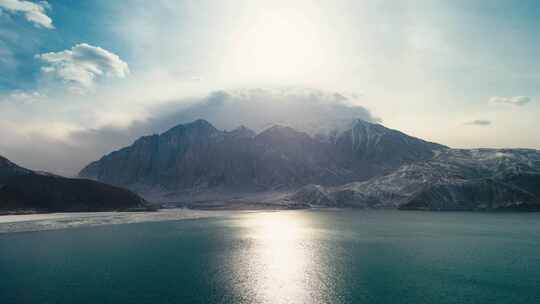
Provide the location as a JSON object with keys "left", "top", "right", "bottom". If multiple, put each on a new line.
{"left": 232, "top": 212, "right": 331, "bottom": 304}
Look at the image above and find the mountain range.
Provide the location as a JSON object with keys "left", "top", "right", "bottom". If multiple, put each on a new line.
{"left": 79, "top": 119, "right": 540, "bottom": 211}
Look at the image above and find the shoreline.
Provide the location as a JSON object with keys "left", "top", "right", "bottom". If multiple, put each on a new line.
{"left": 0, "top": 208, "right": 242, "bottom": 234}
{"left": 3, "top": 202, "right": 540, "bottom": 218}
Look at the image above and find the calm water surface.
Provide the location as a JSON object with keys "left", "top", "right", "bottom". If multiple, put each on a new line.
{"left": 1, "top": 210, "right": 540, "bottom": 304}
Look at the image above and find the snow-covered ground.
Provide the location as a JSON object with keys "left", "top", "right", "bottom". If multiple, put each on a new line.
{"left": 0, "top": 209, "right": 235, "bottom": 234}
{"left": 289, "top": 148, "right": 540, "bottom": 209}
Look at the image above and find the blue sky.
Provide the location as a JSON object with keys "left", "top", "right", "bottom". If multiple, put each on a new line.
{"left": 0, "top": 0, "right": 539, "bottom": 174}
{"left": 0, "top": 1, "right": 128, "bottom": 91}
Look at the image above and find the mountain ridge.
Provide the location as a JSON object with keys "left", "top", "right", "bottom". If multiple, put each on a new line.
{"left": 79, "top": 118, "right": 459, "bottom": 208}
{"left": 78, "top": 118, "right": 540, "bottom": 211}
{"left": 292, "top": 148, "right": 540, "bottom": 211}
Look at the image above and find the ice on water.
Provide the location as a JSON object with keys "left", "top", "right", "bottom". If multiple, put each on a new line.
{"left": 0, "top": 209, "right": 233, "bottom": 233}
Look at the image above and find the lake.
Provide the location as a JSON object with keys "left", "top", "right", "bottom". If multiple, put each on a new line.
{"left": 1, "top": 210, "right": 540, "bottom": 304}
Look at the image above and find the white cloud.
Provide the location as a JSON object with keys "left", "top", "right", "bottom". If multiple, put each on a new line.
{"left": 35, "top": 43, "right": 129, "bottom": 88}
{"left": 490, "top": 96, "right": 532, "bottom": 106}
{"left": 0, "top": 0, "right": 53, "bottom": 29}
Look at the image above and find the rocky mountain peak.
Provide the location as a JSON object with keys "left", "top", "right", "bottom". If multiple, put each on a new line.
{"left": 163, "top": 118, "right": 217, "bottom": 136}
{"left": 256, "top": 125, "right": 311, "bottom": 141}
{"left": 188, "top": 118, "right": 214, "bottom": 129}
{"left": 227, "top": 125, "right": 256, "bottom": 139}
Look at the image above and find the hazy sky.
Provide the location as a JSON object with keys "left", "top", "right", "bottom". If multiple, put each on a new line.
{"left": 1, "top": 0, "right": 539, "bottom": 175}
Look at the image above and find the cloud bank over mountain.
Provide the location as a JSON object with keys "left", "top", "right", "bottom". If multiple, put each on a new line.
{"left": 0, "top": 88, "right": 379, "bottom": 176}
{"left": 150, "top": 88, "right": 380, "bottom": 132}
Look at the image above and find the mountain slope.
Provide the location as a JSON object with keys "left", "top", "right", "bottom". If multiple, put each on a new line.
{"left": 327, "top": 119, "right": 447, "bottom": 179}
{"left": 334, "top": 119, "right": 446, "bottom": 165}
{"left": 0, "top": 156, "right": 148, "bottom": 213}
{"left": 0, "top": 155, "right": 32, "bottom": 178}
{"left": 290, "top": 149, "right": 540, "bottom": 210}
{"left": 80, "top": 119, "right": 445, "bottom": 200}
{"left": 401, "top": 178, "right": 540, "bottom": 211}
{"left": 80, "top": 119, "right": 262, "bottom": 191}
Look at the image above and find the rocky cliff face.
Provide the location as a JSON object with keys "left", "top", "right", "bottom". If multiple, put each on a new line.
{"left": 80, "top": 119, "right": 445, "bottom": 198}
{"left": 333, "top": 119, "right": 444, "bottom": 165}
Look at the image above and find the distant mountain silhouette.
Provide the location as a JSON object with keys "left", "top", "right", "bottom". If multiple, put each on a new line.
{"left": 0, "top": 156, "right": 148, "bottom": 213}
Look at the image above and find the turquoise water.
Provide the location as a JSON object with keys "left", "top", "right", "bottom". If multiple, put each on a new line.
{"left": 1, "top": 210, "right": 540, "bottom": 304}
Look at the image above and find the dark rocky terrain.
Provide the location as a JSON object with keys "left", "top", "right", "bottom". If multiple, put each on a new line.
{"left": 0, "top": 156, "right": 32, "bottom": 178}
{"left": 0, "top": 156, "right": 148, "bottom": 214}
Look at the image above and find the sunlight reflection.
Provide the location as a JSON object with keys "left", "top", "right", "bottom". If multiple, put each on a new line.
{"left": 234, "top": 211, "right": 323, "bottom": 304}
